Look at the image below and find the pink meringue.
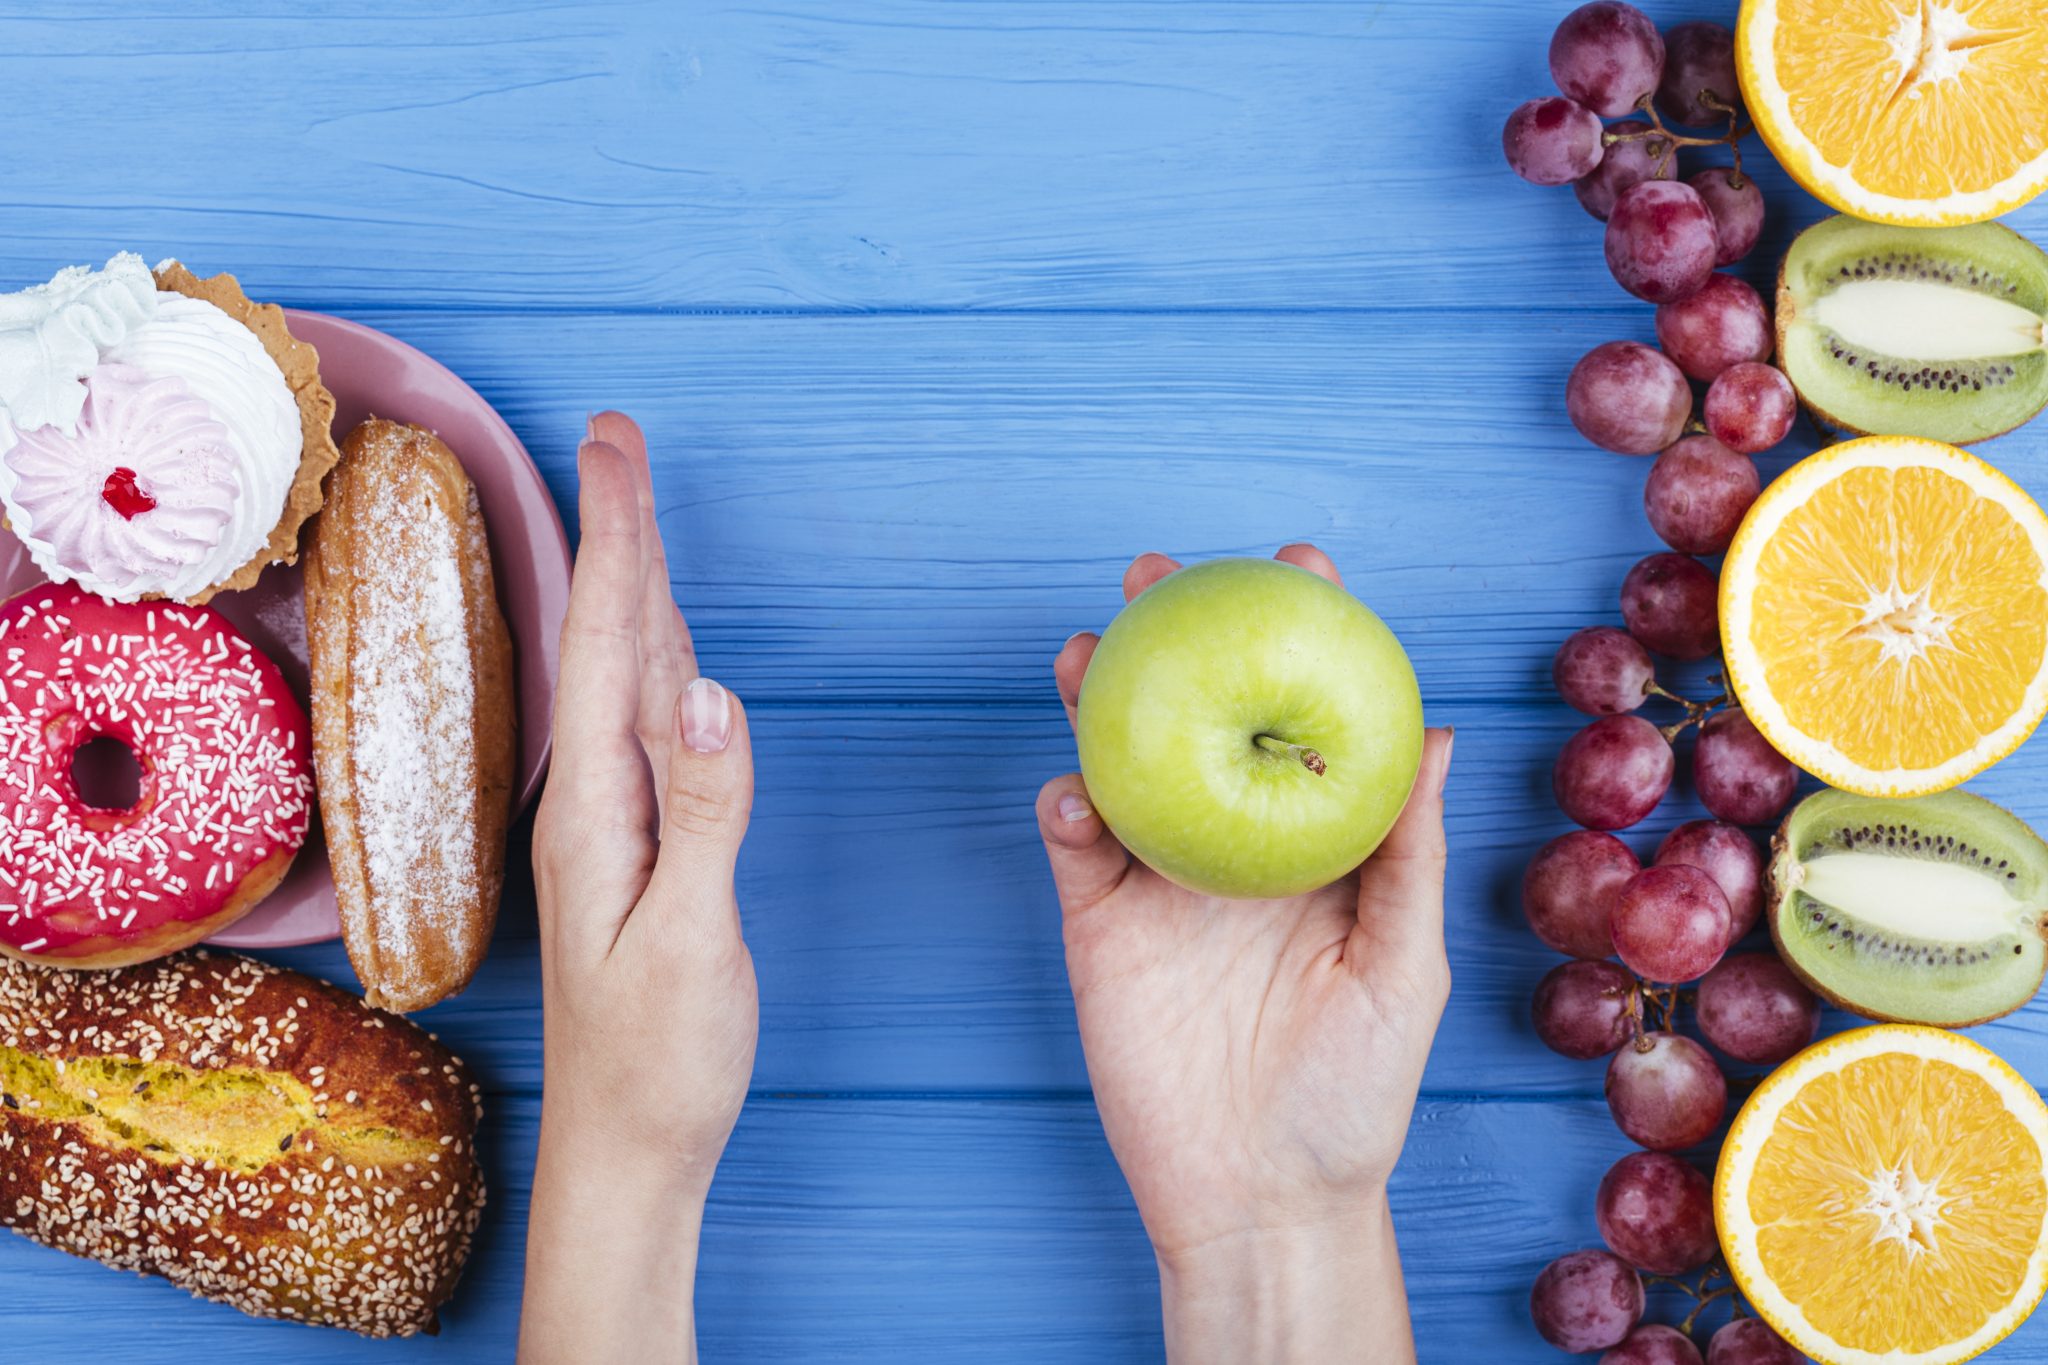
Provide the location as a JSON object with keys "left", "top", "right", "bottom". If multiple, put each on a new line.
{"left": 3, "top": 362, "right": 237, "bottom": 601}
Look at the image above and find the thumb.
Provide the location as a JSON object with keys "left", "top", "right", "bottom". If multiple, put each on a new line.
{"left": 641, "top": 677, "right": 755, "bottom": 936}
{"left": 1035, "top": 775, "right": 1131, "bottom": 915}
{"left": 1351, "top": 727, "right": 1454, "bottom": 976}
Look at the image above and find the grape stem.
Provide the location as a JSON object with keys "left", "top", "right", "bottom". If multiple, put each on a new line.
{"left": 1640, "top": 1263, "right": 1740, "bottom": 1337}
{"left": 1652, "top": 686, "right": 1729, "bottom": 743}
{"left": 1679, "top": 1285, "right": 1737, "bottom": 1335}
{"left": 1647, "top": 682, "right": 1724, "bottom": 716}
{"left": 1623, "top": 968, "right": 1696, "bottom": 1033}
{"left": 1602, "top": 92, "right": 1750, "bottom": 180}
{"left": 1658, "top": 713, "right": 1702, "bottom": 743}
{"left": 1645, "top": 1265, "right": 1727, "bottom": 1301}
{"left": 1628, "top": 981, "right": 1685, "bottom": 1033}
{"left": 1701, "top": 93, "right": 1748, "bottom": 181}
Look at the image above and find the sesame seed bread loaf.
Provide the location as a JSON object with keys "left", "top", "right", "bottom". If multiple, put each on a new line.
{"left": 0, "top": 950, "right": 484, "bottom": 1336}
{"left": 303, "top": 419, "right": 516, "bottom": 1013}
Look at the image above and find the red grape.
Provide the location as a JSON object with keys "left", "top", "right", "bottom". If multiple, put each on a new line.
{"left": 1577, "top": 119, "right": 1676, "bottom": 221}
{"left": 1621, "top": 553, "right": 1719, "bottom": 660}
{"left": 1705, "top": 362, "right": 1797, "bottom": 454}
{"left": 1655, "top": 820, "right": 1764, "bottom": 942}
{"left": 1596, "top": 1151, "right": 1717, "bottom": 1274}
{"left": 1555, "top": 716, "right": 1674, "bottom": 830}
{"left": 1603, "top": 1324, "right": 1706, "bottom": 1365}
{"left": 1695, "top": 710, "right": 1797, "bottom": 826}
{"left": 1505, "top": 96, "right": 1607, "bottom": 185}
{"left": 1696, "top": 954, "right": 1820, "bottom": 1064}
{"left": 1533, "top": 959, "right": 1639, "bottom": 1058}
{"left": 1656, "top": 21, "right": 1739, "bottom": 127}
{"left": 1644, "top": 435, "right": 1758, "bottom": 555}
{"left": 1707, "top": 1318, "right": 1804, "bottom": 1364}
{"left": 1606, "top": 181, "right": 1717, "bottom": 304}
{"left": 1525, "top": 829, "right": 1641, "bottom": 957}
{"left": 1555, "top": 625, "right": 1657, "bottom": 715}
{"left": 1607, "top": 1031, "right": 1726, "bottom": 1150}
{"left": 1532, "top": 1249, "right": 1646, "bottom": 1353}
{"left": 1688, "top": 168, "right": 1766, "bottom": 266}
{"left": 1568, "top": 341, "right": 1693, "bottom": 455}
{"left": 1654, "top": 273, "right": 1772, "bottom": 382}
{"left": 1612, "top": 864, "right": 1731, "bottom": 982}
{"left": 1550, "top": 2, "right": 1666, "bottom": 118}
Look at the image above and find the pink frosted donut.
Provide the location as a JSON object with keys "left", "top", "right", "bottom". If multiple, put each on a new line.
{"left": 0, "top": 582, "right": 312, "bottom": 967}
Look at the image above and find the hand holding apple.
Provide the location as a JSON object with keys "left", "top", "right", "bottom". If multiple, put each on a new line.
{"left": 1076, "top": 554, "right": 1424, "bottom": 898}
{"left": 1038, "top": 545, "right": 1454, "bottom": 1365}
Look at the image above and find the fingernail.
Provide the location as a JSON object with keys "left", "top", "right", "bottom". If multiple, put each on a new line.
{"left": 1437, "top": 728, "right": 1456, "bottom": 796}
{"left": 681, "top": 677, "right": 732, "bottom": 754}
{"left": 1058, "top": 792, "right": 1094, "bottom": 823}
{"left": 1062, "top": 632, "right": 1089, "bottom": 652}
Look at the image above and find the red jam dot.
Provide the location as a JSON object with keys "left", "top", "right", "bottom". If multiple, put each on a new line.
{"left": 100, "top": 467, "right": 157, "bottom": 520}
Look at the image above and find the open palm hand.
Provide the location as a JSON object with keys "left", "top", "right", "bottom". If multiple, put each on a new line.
{"left": 520, "top": 413, "right": 757, "bottom": 1364}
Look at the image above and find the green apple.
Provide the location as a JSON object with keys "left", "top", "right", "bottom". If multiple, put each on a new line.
{"left": 1075, "top": 557, "right": 1424, "bottom": 899}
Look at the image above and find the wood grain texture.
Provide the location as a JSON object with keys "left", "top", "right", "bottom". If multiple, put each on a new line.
{"left": 330, "top": 306, "right": 1850, "bottom": 705}
{"left": 7, "top": 0, "right": 2048, "bottom": 1359}
{"left": 262, "top": 705, "right": 2048, "bottom": 1104}
{"left": 18, "top": 1092, "right": 2023, "bottom": 1363}
{"left": 0, "top": 0, "right": 1849, "bottom": 312}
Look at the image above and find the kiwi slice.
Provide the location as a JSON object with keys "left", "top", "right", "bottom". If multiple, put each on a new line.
{"left": 1770, "top": 789, "right": 2048, "bottom": 1026}
{"left": 1777, "top": 215, "right": 2048, "bottom": 444}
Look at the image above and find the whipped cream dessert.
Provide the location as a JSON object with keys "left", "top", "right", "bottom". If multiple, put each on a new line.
{"left": 0, "top": 254, "right": 304, "bottom": 602}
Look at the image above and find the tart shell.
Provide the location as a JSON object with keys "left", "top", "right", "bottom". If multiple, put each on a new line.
{"left": 153, "top": 261, "right": 341, "bottom": 602}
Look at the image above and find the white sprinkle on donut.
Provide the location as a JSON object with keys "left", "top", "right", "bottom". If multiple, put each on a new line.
{"left": 0, "top": 583, "right": 311, "bottom": 958}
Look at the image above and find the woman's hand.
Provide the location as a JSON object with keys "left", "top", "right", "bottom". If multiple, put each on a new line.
{"left": 1036, "top": 545, "right": 1454, "bottom": 1365}
{"left": 519, "top": 413, "right": 757, "bottom": 1365}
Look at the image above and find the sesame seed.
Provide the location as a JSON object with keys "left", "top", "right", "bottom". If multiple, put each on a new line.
{"left": 0, "top": 950, "right": 479, "bottom": 1335}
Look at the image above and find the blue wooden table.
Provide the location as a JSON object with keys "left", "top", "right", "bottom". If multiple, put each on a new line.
{"left": 7, "top": 2, "right": 2048, "bottom": 1360}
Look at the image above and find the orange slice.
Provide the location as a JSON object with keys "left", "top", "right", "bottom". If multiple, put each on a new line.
{"left": 1717, "top": 1025, "right": 2048, "bottom": 1364}
{"left": 1736, "top": 0, "right": 2048, "bottom": 226}
{"left": 1719, "top": 435, "right": 2048, "bottom": 797}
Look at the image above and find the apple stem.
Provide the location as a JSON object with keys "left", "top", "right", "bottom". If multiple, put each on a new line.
{"left": 1255, "top": 734, "right": 1326, "bottom": 776}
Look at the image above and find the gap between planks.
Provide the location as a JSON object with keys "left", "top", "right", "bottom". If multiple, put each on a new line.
{"left": 272, "top": 301, "right": 1670, "bottom": 319}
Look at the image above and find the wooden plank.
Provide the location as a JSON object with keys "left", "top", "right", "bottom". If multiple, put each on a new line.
{"left": 256, "top": 702, "right": 2048, "bottom": 1100}
{"left": 0, "top": 0, "right": 1945, "bottom": 313}
{"left": 24, "top": 1091, "right": 2039, "bottom": 1363}
{"left": 294, "top": 304, "right": 1860, "bottom": 706}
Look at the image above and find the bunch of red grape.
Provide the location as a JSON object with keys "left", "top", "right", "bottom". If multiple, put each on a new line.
{"left": 1527, "top": 843, "right": 1817, "bottom": 1362}
{"left": 1532, "top": 626, "right": 1815, "bottom": 1357}
{"left": 1505, "top": 0, "right": 1802, "bottom": 551}
{"left": 1508, "top": 9, "right": 1825, "bottom": 1360}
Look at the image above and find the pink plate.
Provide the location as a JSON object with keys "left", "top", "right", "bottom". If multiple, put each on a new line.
{"left": 0, "top": 311, "right": 570, "bottom": 949}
